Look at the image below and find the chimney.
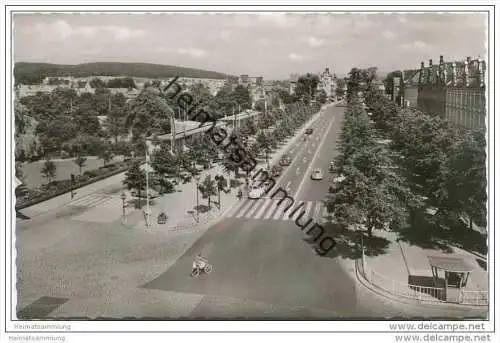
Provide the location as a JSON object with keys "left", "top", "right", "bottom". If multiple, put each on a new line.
{"left": 439, "top": 55, "right": 445, "bottom": 83}
{"left": 465, "top": 57, "right": 470, "bottom": 87}
{"left": 427, "top": 59, "right": 433, "bottom": 83}
{"left": 479, "top": 59, "right": 485, "bottom": 87}
{"left": 418, "top": 61, "right": 425, "bottom": 87}
{"left": 452, "top": 62, "right": 457, "bottom": 87}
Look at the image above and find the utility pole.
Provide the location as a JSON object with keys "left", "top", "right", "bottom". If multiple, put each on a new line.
{"left": 183, "top": 107, "right": 186, "bottom": 150}
{"left": 170, "top": 115, "right": 175, "bottom": 154}
{"left": 238, "top": 104, "right": 241, "bottom": 129}
{"left": 145, "top": 146, "right": 150, "bottom": 229}
{"left": 232, "top": 104, "right": 236, "bottom": 130}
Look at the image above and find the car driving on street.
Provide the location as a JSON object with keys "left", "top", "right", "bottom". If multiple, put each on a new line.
{"left": 311, "top": 168, "right": 323, "bottom": 180}
{"left": 280, "top": 154, "right": 292, "bottom": 166}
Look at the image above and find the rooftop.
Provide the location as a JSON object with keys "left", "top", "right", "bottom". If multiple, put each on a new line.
{"left": 219, "top": 110, "right": 261, "bottom": 122}
{"left": 427, "top": 254, "right": 476, "bottom": 273}
{"left": 156, "top": 120, "right": 225, "bottom": 141}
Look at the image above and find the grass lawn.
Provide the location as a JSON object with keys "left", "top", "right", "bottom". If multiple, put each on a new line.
{"left": 20, "top": 155, "right": 125, "bottom": 188}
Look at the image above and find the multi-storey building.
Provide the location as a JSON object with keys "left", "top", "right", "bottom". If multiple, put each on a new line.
{"left": 318, "top": 67, "right": 335, "bottom": 99}
{"left": 397, "top": 55, "right": 486, "bottom": 130}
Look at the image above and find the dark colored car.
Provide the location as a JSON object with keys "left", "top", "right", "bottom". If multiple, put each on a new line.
{"left": 280, "top": 155, "right": 292, "bottom": 166}
{"left": 271, "top": 165, "right": 283, "bottom": 177}
{"left": 305, "top": 128, "right": 314, "bottom": 135}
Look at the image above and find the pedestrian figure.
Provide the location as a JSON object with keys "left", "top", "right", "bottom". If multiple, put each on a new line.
{"left": 237, "top": 188, "right": 243, "bottom": 199}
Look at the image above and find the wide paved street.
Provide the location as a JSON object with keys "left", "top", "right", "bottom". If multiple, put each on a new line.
{"left": 16, "top": 105, "right": 485, "bottom": 319}
{"left": 142, "top": 105, "right": 362, "bottom": 317}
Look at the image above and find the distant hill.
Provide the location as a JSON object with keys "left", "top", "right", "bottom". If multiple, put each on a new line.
{"left": 14, "top": 62, "right": 234, "bottom": 85}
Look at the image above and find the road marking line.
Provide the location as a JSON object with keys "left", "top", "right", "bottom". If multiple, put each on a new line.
{"left": 263, "top": 201, "right": 278, "bottom": 219}
{"left": 68, "top": 194, "right": 94, "bottom": 206}
{"left": 75, "top": 195, "right": 108, "bottom": 207}
{"left": 245, "top": 200, "right": 263, "bottom": 218}
{"left": 304, "top": 201, "right": 314, "bottom": 217}
{"left": 236, "top": 200, "right": 256, "bottom": 218}
{"left": 291, "top": 201, "right": 311, "bottom": 222}
{"left": 273, "top": 203, "right": 287, "bottom": 220}
{"left": 255, "top": 198, "right": 272, "bottom": 219}
{"left": 224, "top": 200, "right": 246, "bottom": 217}
{"left": 93, "top": 197, "right": 117, "bottom": 208}
{"left": 314, "top": 202, "right": 322, "bottom": 219}
{"left": 293, "top": 116, "right": 337, "bottom": 199}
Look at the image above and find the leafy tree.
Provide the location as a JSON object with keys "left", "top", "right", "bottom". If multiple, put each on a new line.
{"left": 72, "top": 101, "right": 101, "bottom": 135}
{"left": 294, "top": 73, "right": 319, "bottom": 104}
{"left": 214, "top": 174, "right": 228, "bottom": 208}
{"left": 41, "top": 159, "right": 57, "bottom": 185}
{"left": 335, "top": 78, "right": 346, "bottom": 98}
{"left": 232, "top": 85, "right": 252, "bottom": 110}
{"left": 89, "top": 78, "right": 107, "bottom": 89}
{"left": 107, "top": 77, "right": 137, "bottom": 89}
{"left": 365, "top": 90, "right": 487, "bottom": 232}
{"left": 126, "top": 89, "right": 173, "bottom": 138}
{"left": 315, "top": 89, "right": 327, "bottom": 104}
{"left": 198, "top": 175, "right": 218, "bottom": 208}
{"left": 254, "top": 99, "right": 266, "bottom": 112}
{"left": 221, "top": 152, "right": 240, "bottom": 178}
{"left": 150, "top": 142, "right": 181, "bottom": 188}
{"left": 74, "top": 155, "right": 87, "bottom": 175}
{"left": 123, "top": 161, "right": 147, "bottom": 208}
{"left": 14, "top": 100, "right": 28, "bottom": 137}
{"left": 99, "top": 149, "right": 114, "bottom": 166}
{"left": 93, "top": 87, "right": 112, "bottom": 116}
{"left": 105, "top": 107, "right": 127, "bottom": 143}
{"left": 36, "top": 116, "right": 79, "bottom": 155}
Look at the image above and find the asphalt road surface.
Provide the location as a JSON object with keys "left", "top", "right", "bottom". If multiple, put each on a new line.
{"left": 143, "top": 105, "right": 366, "bottom": 317}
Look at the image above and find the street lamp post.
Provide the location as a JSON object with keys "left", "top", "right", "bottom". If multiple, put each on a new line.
{"left": 70, "top": 173, "right": 75, "bottom": 199}
{"left": 265, "top": 148, "right": 270, "bottom": 170}
{"left": 120, "top": 192, "right": 126, "bottom": 219}
{"left": 194, "top": 175, "right": 200, "bottom": 222}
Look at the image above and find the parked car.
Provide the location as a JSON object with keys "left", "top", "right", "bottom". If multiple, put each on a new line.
{"left": 248, "top": 181, "right": 270, "bottom": 199}
{"left": 271, "top": 165, "right": 283, "bottom": 178}
{"left": 305, "top": 128, "right": 314, "bottom": 135}
{"left": 280, "top": 154, "right": 292, "bottom": 166}
{"left": 311, "top": 168, "right": 323, "bottom": 180}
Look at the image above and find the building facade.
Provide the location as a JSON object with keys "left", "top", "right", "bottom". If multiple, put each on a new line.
{"left": 318, "top": 67, "right": 335, "bottom": 99}
{"left": 398, "top": 55, "right": 486, "bottom": 130}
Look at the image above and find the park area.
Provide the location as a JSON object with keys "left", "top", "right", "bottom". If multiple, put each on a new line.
{"left": 20, "top": 155, "right": 125, "bottom": 188}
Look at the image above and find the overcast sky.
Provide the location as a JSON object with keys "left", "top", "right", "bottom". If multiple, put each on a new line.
{"left": 13, "top": 12, "right": 487, "bottom": 79}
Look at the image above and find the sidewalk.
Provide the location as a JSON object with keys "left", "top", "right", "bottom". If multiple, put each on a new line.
{"left": 360, "top": 230, "right": 488, "bottom": 306}
{"left": 122, "top": 106, "right": 326, "bottom": 231}
{"left": 124, "top": 164, "right": 237, "bottom": 232}
{"left": 17, "top": 105, "right": 325, "bottom": 228}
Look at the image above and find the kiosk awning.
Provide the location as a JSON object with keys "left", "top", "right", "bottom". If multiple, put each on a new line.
{"left": 427, "top": 255, "right": 475, "bottom": 273}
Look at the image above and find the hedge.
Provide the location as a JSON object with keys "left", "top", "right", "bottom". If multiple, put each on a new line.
{"left": 16, "top": 157, "right": 143, "bottom": 210}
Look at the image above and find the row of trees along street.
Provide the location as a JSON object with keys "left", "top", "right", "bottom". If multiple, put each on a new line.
{"left": 325, "top": 67, "right": 486, "bottom": 256}
{"left": 14, "top": 70, "right": 326, "bottom": 208}
{"left": 123, "top": 81, "right": 322, "bottom": 209}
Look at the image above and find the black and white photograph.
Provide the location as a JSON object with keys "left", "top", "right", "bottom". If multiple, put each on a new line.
{"left": 2, "top": 2, "right": 497, "bottom": 342}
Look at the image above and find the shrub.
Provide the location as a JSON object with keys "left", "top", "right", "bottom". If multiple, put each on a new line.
{"left": 60, "top": 150, "right": 70, "bottom": 159}
{"left": 83, "top": 170, "right": 99, "bottom": 178}
{"left": 230, "top": 179, "right": 242, "bottom": 188}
